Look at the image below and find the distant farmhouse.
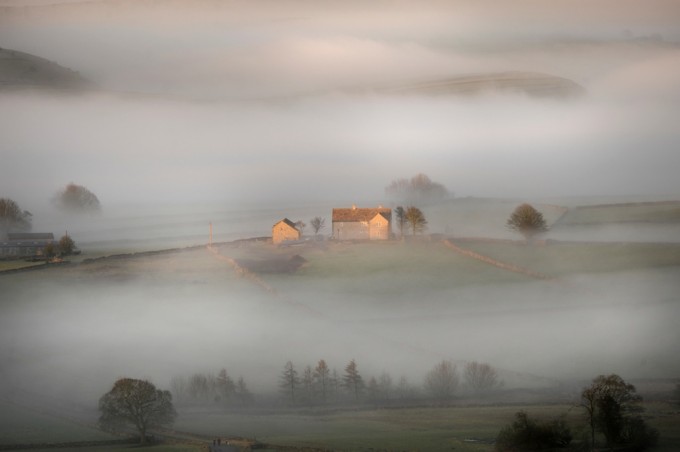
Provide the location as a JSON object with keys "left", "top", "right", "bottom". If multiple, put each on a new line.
{"left": 332, "top": 206, "right": 392, "bottom": 240}
{"left": 272, "top": 218, "right": 301, "bottom": 245}
{"left": 0, "top": 233, "right": 54, "bottom": 259}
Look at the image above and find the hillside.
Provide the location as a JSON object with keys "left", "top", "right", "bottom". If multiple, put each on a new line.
{"left": 375, "top": 71, "right": 586, "bottom": 99}
{"left": 0, "top": 47, "right": 90, "bottom": 90}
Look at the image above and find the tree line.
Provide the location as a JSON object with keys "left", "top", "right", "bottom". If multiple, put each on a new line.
{"left": 169, "top": 368, "right": 253, "bottom": 407}
{"left": 278, "top": 359, "right": 501, "bottom": 407}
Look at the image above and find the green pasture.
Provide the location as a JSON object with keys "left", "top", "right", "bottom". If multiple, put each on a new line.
{"left": 266, "top": 241, "right": 528, "bottom": 297}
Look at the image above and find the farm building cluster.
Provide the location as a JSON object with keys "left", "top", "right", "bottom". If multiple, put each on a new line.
{"left": 272, "top": 206, "right": 393, "bottom": 244}
{"left": 0, "top": 232, "right": 55, "bottom": 259}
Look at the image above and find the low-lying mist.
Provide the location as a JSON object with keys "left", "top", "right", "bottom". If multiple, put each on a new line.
{"left": 1, "top": 248, "right": 678, "bottom": 409}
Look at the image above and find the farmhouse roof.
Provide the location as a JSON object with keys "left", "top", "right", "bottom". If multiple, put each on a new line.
{"left": 7, "top": 233, "right": 54, "bottom": 241}
{"left": 332, "top": 207, "right": 392, "bottom": 223}
{"left": 274, "top": 218, "right": 298, "bottom": 229}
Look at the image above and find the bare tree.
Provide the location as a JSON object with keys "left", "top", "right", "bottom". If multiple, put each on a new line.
{"left": 424, "top": 360, "right": 459, "bottom": 401}
{"left": 310, "top": 217, "right": 326, "bottom": 235}
{"left": 404, "top": 206, "right": 427, "bottom": 236}
{"left": 464, "top": 361, "right": 500, "bottom": 394}
{"left": 98, "top": 378, "right": 176, "bottom": 445}
{"left": 506, "top": 203, "right": 548, "bottom": 242}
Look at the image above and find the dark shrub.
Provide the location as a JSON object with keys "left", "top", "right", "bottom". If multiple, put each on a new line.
{"left": 496, "top": 411, "right": 572, "bottom": 451}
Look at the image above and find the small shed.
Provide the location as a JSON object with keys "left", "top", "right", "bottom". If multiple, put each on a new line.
{"left": 272, "top": 218, "right": 300, "bottom": 245}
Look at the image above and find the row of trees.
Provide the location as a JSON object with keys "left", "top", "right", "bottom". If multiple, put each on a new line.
{"left": 169, "top": 369, "right": 253, "bottom": 407}
{"left": 279, "top": 359, "right": 501, "bottom": 406}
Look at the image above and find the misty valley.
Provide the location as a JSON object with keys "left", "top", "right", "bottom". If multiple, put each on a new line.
{"left": 2, "top": 0, "right": 680, "bottom": 450}
{"left": 1, "top": 198, "right": 680, "bottom": 451}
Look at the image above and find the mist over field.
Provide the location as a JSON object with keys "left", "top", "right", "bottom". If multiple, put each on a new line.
{"left": 1, "top": 0, "right": 680, "bottom": 209}
{"left": 1, "top": 1, "right": 680, "bottom": 446}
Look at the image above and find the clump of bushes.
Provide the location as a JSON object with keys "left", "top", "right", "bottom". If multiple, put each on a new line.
{"left": 495, "top": 411, "right": 572, "bottom": 451}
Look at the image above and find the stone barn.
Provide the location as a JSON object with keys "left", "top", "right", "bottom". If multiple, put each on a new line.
{"left": 332, "top": 206, "right": 392, "bottom": 240}
{"left": 272, "top": 218, "right": 300, "bottom": 244}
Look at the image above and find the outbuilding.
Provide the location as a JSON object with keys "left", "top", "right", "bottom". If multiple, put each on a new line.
{"left": 272, "top": 218, "right": 301, "bottom": 245}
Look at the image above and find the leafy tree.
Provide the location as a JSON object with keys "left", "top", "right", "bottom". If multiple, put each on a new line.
{"left": 506, "top": 203, "right": 548, "bottom": 241}
{"left": 98, "top": 378, "right": 176, "bottom": 445}
{"left": 424, "top": 360, "right": 459, "bottom": 401}
{"left": 495, "top": 411, "right": 572, "bottom": 451}
{"left": 55, "top": 183, "right": 101, "bottom": 212}
{"left": 279, "top": 361, "right": 300, "bottom": 405}
{"left": 44, "top": 242, "right": 56, "bottom": 259}
{"left": 58, "top": 233, "right": 76, "bottom": 256}
{"left": 310, "top": 217, "right": 326, "bottom": 235}
{"left": 464, "top": 361, "right": 500, "bottom": 394}
{"left": 581, "top": 374, "right": 657, "bottom": 449}
{"left": 404, "top": 206, "right": 427, "bottom": 236}
{"left": 314, "top": 359, "right": 330, "bottom": 403}
{"left": 342, "top": 359, "right": 363, "bottom": 402}
{"left": 0, "top": 198, "right": 32, "bottom": 235}
{"left": 385, "top": 173, "right": 448, "bottom": 204}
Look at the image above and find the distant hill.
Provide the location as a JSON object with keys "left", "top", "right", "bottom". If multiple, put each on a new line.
{"left": 374, "top": 71, "right": 586, "bottom": 99}
{"left": 0, "top": 47, "right": 91, "bottom": 90}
